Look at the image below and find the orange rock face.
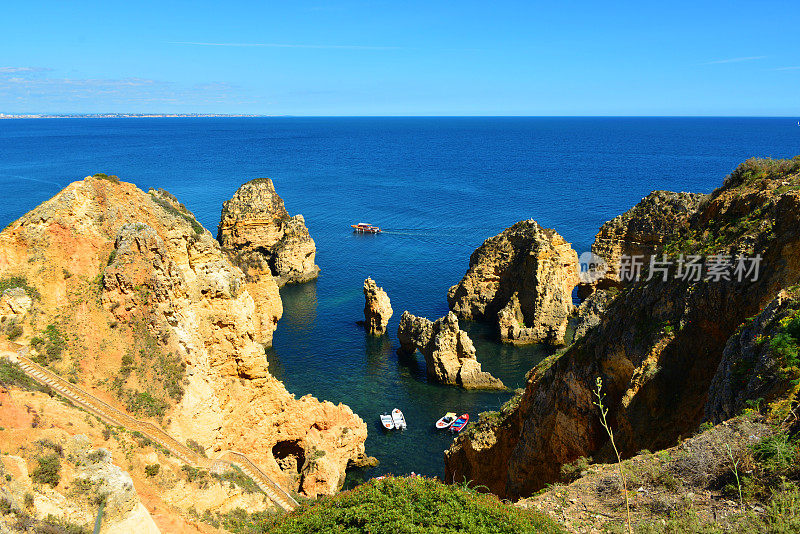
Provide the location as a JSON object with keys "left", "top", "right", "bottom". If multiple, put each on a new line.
{"left": 0, "top": 176, "right": 368, "bottom": 499}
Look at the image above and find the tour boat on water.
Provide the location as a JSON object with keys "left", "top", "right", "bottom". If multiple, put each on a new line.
{"left": 352, "top": 222, "right": 381, "bottom": 233}
{"left": 391, "top": 408, "right": 407, "bottom": 430}
{"left": 435, "top": 412, "right": 457, "bottom": 429}
{"left": 449, "top": 413, "right": 469, "bottom": 433}
{"left": 380, "top": 413, "right": 394, "bottom": 430}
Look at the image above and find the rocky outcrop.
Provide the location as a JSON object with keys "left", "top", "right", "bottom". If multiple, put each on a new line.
{"left": 444, "top": 157, "right": 800, "bottom": 499}
{"left": 448, "top": 220, "right": 579, "bottom": 345}
{"left": 0, "top": 175, "right": 366, "bottom": 498}
{"left": 363, "top": 278, "right": 392, "bottom": 335}
{"left": 217, "top": 178, "right": 320, "bottom": 287}
{"left": 569, "top": 289, "right": 614, "bottom": 343}
{"left": 398, "top": 311, "right": 505, "bottom": 390}
{"left": 706, "top": 288, "right": 800, "bottom": 422}
{"left": 590, "top": 191, "right": 706, "bottom": 283}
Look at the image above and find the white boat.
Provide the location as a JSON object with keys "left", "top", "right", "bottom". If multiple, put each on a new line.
{"left": 380, "top": 413, "right": 394, "bottom": 430}
{"left": 391, "top": 408, "right": 407, "bottom": 430}
{"left": 435, "top": 412, "right": 457, "bottom": 429}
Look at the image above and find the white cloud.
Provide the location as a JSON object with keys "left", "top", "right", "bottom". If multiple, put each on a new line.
{"left": 702, "top": 56, "right": 766, "bottom": 65}
{"left": 774, "top": 66, "right": 800, "bottom": 71}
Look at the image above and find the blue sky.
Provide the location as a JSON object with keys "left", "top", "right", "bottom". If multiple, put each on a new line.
{"left": 1, "top": 0, "right": 798, "bottom": 115}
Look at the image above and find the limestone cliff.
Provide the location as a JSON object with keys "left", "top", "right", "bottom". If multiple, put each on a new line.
{"left": 590, "top": 190, "right": 706, "bottom": 283}
{"left": 447, "top": 220, "right": 579, "bottom": 345}
{"left": 397, "top": 311, "right": 505, "bottom": 390}
{"left": 217, "top": 178, "right": 320, "bottom": 287}
{"left": 363, "top": 278, "right": 392, "bottom": 335}
{"left": 0, "top": 175, "right": 368, "bottom": 499}
{"left": 445, "top": 157, "right": 800, "bottom": 499}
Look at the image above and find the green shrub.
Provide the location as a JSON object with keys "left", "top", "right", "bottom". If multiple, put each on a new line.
{"left": 212, "top": 467, "right": 260, "bottom": 494}
{"left": 124, "top": 390, "right": 168, "bottom": 418}
{"left": 0, "top": 276, "right": 40, "bottom": 300}
{"left": 186, "top": 439, "right": 207, "bottom": 458}
{"left": 144, "top": 464, "right": 160, "bottom": 477}
{"left": 560, "top": 456, "right": 592, "bottom": 482}
{"left": 6, "top": 322, "right": 23, "bottom": 341}
{"left": 24, "top": 492, "right": 33, "bottom": 509}
{"left": 249, "top": 476, "right": 564, "bottom": 534}
{"left": 92, "top": 173, "right": 120, "bottom": 183}
{"left": 30, "top": 324, "right": 67, "bottom": 364}
{"left": 31, "top": 454, "right": 61, "bottom": 487}
{"left": 0, "top": 358, "right": 48, "bottom": 392}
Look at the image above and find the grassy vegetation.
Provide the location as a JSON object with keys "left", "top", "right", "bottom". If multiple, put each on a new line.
{"left": 149, "top": 190, "right": 204, "bottom": 235}
{"left": 462, "top": 388, "right": 525, "bottom": 441}
{"left": 110, "top": 320, "right": 186, "bottom": 418}
{"left": 30, "top": 454, "right": 61, "bottom": 487}
{"left": 30, "top": 324, "right": 67, "bottom": 365}
{"left": 92, "top": 172, "right": 120, "bottom": 183}
{"left": 0, "top": 275, "right": 41, "bottom": 300}
{"left": 208, "top": 476, "right": 563, "bottom": 534}
{"left": 0, "top": 357, "right": 51, "bottom": 393}
{"left": 213, "top": 466, "right": 261, "bottom": 494}
{"left": 723, "top": 156, "right": 800, "bottom": 189}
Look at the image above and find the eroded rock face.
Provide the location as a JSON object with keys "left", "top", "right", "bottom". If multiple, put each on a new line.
{"left": 398, "top": 311, "right": 505, "bottom": 390}
{"left": 706, "top": 288, "right": 800, "bottom": 422}
{"left": 363, "top": 278, "right": 392, "bottom": 335}
{"left": 444, "top": 159, "right": 800, "bottom": 500}
{"left": 448, "top": 220, "right": 579, "bottom": 345}
{"left": 569, "top": 289, "right": 614, "bottom": 343}
{"left": 0, "top": 176, "right": 366, "bottom": 498}
{"left": 591, "top": 191, "right": 706, "bottom": 283}
{"left": 218, "top": 178, "right": 320, "bottom": 287}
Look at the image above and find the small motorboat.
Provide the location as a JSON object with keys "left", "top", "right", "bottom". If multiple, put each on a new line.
{"left": 391, "top": 408, "right": 407, "bottom": 430}
{"left": 449, "top": 413, "right": 469, "bottom": 433}
{"left": 351, "top": 222, "right": 381, "bottom": 234}
{"left": 380, "top": 412, "right": 394, "bottom": 430}
{"left": 435, "top": 412, "right": 457, "bottom": 429}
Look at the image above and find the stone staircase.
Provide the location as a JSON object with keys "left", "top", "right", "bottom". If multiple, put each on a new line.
{"left": 6, "top": 348, "right": 298, "bottom": 512}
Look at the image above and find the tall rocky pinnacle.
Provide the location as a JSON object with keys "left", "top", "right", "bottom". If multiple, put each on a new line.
{"left": 0, "top": 176, "right": 369, "bottom": 499}
{"left": 397, "top": 311, "right": 505, "bottom": 390}
{"left": 447, "top": 219, "right": 580, "bottom": 345}
{"left": 363, "top": 278, "right": 393, "bottom": 335}
{"left": 217, "top": 178, "right": 320, "bottom": 287}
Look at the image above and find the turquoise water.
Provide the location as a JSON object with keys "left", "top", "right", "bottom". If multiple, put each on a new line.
{"left": 1, "top": 117, "right": 798, "bottom": 482}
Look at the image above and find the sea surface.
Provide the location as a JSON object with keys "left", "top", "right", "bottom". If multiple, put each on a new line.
{"left": 1, "top": 117, "right": 798, "bottom": 484}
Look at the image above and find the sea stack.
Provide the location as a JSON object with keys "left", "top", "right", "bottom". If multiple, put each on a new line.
{"left": 397, "top": 311, "right": 505, "bottom": 390}
{"left": 448, "top": 219, "right": 580, "bottom": 345}
{"left": 217, "top": 178, "right": 320, "bottom": 286}
{"left": 363, "top": 278, "right": 393, "bottom": 335}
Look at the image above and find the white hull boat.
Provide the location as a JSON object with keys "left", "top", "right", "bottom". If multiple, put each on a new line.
{"left": 380, "top": 413, "right": 394, "bottom": 430}
{"left": 435, "top": 412, "right": 457, "bottom": 429}
{"left": 391, "top": 408, "right": 407, "bottom": 430}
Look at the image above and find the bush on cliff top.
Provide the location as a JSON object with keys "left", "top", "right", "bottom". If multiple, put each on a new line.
{"left": 227, "top": 476, "right": 563, "bottom": 534}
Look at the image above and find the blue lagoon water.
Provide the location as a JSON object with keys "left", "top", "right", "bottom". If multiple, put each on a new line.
{"left": 1, "top": 117, "right": 798, "bottom": 482}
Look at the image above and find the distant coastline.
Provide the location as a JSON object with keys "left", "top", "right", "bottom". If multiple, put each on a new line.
{"left": 0, "top": 113, "right": 272, "bottom": 119}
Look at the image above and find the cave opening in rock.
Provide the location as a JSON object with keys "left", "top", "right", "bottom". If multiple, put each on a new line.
{"left": 272, "top": 439, "right": 305, "bottom": 474}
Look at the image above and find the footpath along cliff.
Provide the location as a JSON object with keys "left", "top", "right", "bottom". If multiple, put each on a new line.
{"left": 0, "top": 174, "right": 370, "bottom": 515}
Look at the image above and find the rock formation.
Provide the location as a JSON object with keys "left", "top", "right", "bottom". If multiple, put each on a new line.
{"left": 590, "top": 190, "right": 706, "bottom": 283}
{"left": 397, "top": 311, "right": 505, "bottom": 390}
{"left": 569, "top": 289, "right": 614, "bottom": 342}
{"left": 363, "top": 278, "right": 392, "bottom": 335}
{"left": 0, "top": 175, "right": 368, "bottom": 498}
{"left": 448, "top": 219, "right": 580, "bottom": 345}
{"left": 217, "top": 178, "right": 320, "bottom": 287}
{"left": 444, "top": 157, "right": 800, "bottom": 499}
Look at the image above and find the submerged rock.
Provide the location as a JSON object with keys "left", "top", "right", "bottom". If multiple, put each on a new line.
{"left": 217, "top": 178, "right": 320, "bottom": 286}
{"left": 363, "top": 278, "right": 392, "bottom": 335}
{"left": 448, "top": 219, "right": 580, "bottom": 345}
{"left": 397, "top": 311, "right": 505, "bottom": 390}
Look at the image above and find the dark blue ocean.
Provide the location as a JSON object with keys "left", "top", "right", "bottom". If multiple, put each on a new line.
{"left": 1, "top": 117, "right": 798, "bottom": 483}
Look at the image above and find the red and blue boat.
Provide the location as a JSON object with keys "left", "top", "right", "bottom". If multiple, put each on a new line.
{"left": 449, "top": 413, "right": 469, "bottom": 433}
